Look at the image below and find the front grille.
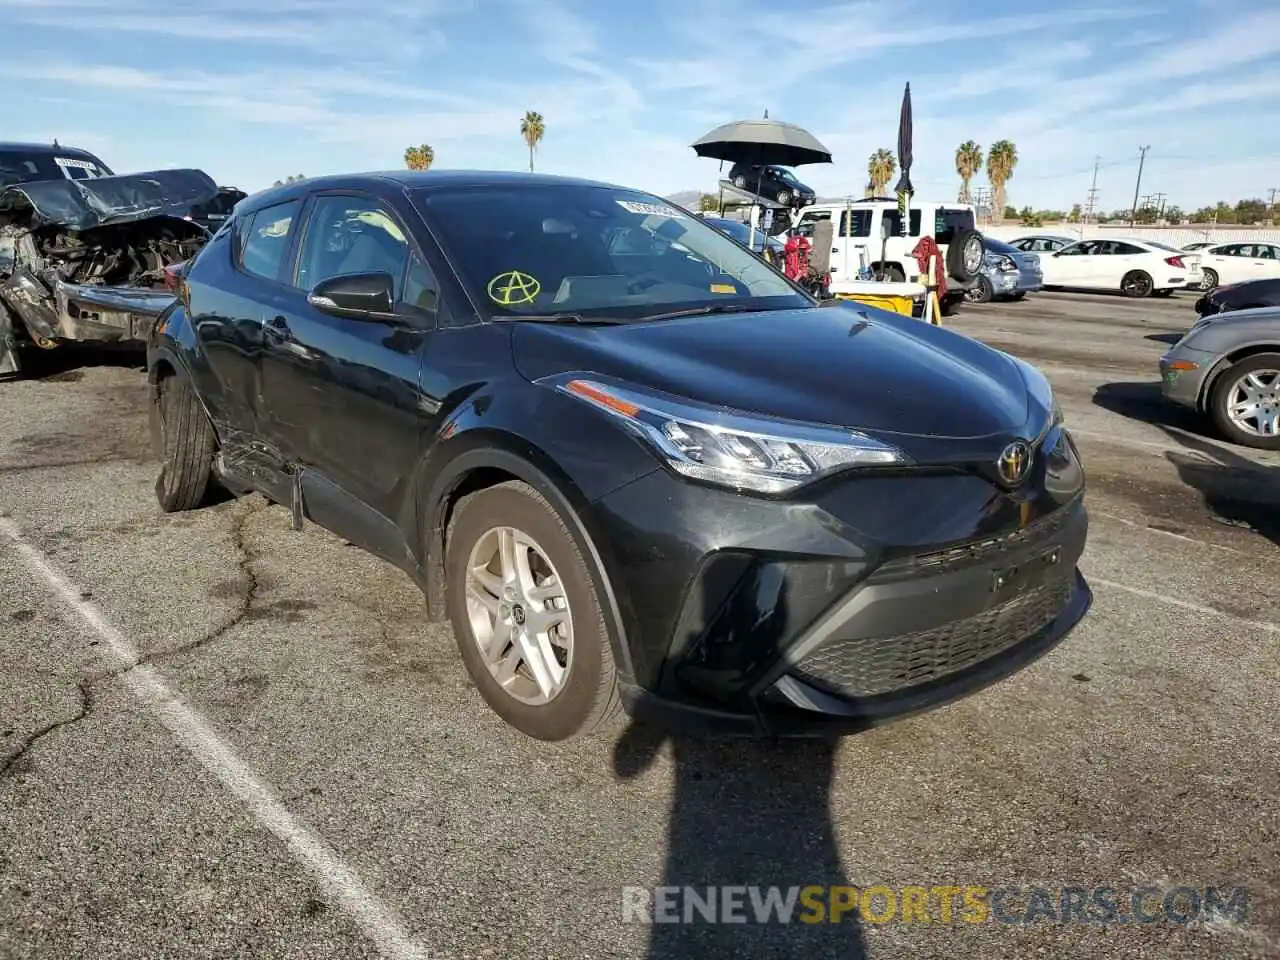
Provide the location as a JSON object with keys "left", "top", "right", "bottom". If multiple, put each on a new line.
{"left": 790, "top": 576, "right": 1075, "bottom": 699}
{"left": 872, "top": 503, "right": 1075, "bottom": 582}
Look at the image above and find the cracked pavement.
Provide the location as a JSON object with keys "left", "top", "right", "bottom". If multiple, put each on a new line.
{"left": 1, "top": 293, "right": 1278, "bottom": 960}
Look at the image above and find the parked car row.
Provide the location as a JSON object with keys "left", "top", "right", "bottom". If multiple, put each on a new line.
{"left": 0, "top": 140, "right": 243, "bottom": 377}
{"left": 1006, "top": 235, "right": 1202, "bottom": 298}
{"left": 140, "top": 169, "right": 1091, "bottom": 742}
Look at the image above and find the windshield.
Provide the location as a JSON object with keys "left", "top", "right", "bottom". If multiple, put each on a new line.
{"left": 417, "top": 185, "right": 807, "bottom": 320}
{"left": 0, "top": 149, "right": 113, "bottom": 189}
{"left": 774, "top": 167, "right": 799, "bottom": 183}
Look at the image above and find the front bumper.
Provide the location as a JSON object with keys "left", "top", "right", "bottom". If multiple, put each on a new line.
{"left": 992, "top": 267, "right": 1043, "bottom": 297}
{"left": 0, "top": 269, "right": 173, "bottom": 345}
{"left": 591, "top": 426, "right": 1091, "bottom": 736}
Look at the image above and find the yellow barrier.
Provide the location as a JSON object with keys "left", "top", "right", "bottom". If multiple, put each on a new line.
{"left": 833, "top": 292, "right": 918, "bottom": 316}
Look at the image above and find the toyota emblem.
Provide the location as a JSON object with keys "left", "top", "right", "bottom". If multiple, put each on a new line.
{"left": 997, "top": 440, "right": 1032, "bottom": 485}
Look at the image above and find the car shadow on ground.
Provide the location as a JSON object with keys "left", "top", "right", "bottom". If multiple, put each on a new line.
{"left": 14, "top": 343, "right": 146, "bottom": 382}
{"left": 1093, "top": 379, "right": 1280, "bottom": 548}
{"left": 612, "top": 573, "right": 868, "bottom": 958}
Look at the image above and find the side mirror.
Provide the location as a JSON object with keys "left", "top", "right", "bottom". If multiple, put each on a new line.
{"left": 307, "top": 272, "right": 395, "bottom": 318}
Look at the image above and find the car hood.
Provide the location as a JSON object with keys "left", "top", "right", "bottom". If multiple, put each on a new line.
{"left": 0, "top": 168, "right": 220, "bottom": 231}
{"left": 511, "top": 304, "right": 1033, "bottom": 444}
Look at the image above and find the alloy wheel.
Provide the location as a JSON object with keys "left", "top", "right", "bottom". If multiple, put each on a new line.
{"left": 1200, "top": 268, "right": 1218, "bottom": 291}
{"left": 1122, "top": 272, "right": 1153, "bottom": 297}
{"left": 1226, "top": 369, "right": 1280, "bottom": 438}
{"left": 465, "top": 525, "right": 574, "bottom": 706}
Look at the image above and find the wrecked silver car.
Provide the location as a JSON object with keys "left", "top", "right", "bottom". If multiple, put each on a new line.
{"left": 0, "top": 165, "right": 217, "bottom": 376}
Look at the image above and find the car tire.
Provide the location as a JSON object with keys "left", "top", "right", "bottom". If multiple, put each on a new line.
{"left": 965, "top": 276, "right": 993, "bottom": 303}
{"left": 444, "top": 480, "right": 622, "bottom": 741}
{"left": 1121, "top": 270, "right": 1154, "bottom": 298}
{"left": 154, "top": 374, "right": 216, "bottom": 513}
{"left": 946, "top": 227, "right": 984, "bottom": 282}
{"left": 1200, "top": 268, "right": 1218, "bottom": 291}
{"left": 775, "top": 189, "right": 791, "bottom": 205}
{"left": 1208, "top": 353, "right": 1280, "bottom": 450}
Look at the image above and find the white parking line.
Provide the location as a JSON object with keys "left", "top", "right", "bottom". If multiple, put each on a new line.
{"left": 0, "top": 518, "right": 431, "bottom": 960}
{"left": 1089, "top": 576, "right": 1280, "bottom": 635}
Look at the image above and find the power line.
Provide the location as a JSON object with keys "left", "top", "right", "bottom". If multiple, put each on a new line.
{"left": 1130, "top": 145, "right": 1150, "bottom": 227}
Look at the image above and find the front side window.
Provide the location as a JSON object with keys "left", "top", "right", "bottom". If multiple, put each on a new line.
{"left": 416, "top": 186, "right": 806, "bottom": 321}
{"left": 295, "top": 195, "right": 409, "bottom": 298}
{"left": 236, "top": 199, "right": 301, "bottom": 281}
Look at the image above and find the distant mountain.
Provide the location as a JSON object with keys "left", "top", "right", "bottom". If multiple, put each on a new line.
{"left": 666, "top": 190, "right": 702, "bottom": 211}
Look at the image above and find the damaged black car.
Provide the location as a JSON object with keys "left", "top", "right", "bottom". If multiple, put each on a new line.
{"left": 0, "top": 141, "right": 219, "bottom": 377}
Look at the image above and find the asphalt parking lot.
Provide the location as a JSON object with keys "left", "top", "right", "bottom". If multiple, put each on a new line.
{"left": 2, "top": 290, "right": 1278, "bottom": 960}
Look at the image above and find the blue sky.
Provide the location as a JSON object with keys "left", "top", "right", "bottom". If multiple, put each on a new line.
{"left": 6, "top": 0, "right": 1280, "bottom": 211}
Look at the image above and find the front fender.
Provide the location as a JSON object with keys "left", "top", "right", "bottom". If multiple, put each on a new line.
{"left": 419, "top": 432, "right": 650, "bottom": 687}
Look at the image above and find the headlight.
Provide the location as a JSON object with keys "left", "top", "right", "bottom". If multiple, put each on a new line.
{"left": 998, "top": 255, "right": 1017, "bottom": 272}
{"left": 543, "top": 375, "right": 909, "bottom": 494}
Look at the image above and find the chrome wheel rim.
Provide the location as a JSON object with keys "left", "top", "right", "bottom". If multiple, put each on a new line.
{"left": 1226, "top": 369, "right": 1280, "bottom": 437}
{"left": 465, "top": 526, "right": 573, "bottom": 705}
{"left": 1200, "top": 270, "right": 1216, "bottom": 291}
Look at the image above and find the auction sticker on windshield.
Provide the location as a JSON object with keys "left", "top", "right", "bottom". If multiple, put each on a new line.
{"left": 616, "top": 200, "right": 684, "bottom": 218}
{"left": 55, "top": 157, "right": 105, "bottom": 180}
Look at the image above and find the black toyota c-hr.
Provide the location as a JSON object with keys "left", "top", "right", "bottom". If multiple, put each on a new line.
{"left": 147, "top": 170, "right": 1091, "bottom": 742}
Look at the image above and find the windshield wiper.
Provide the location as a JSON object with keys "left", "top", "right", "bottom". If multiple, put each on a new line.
{"left": 491, "top": 312, "right": 619, "bottom": 325}
{"left": 638, "top": 302, "right": 768, "bottom": 322}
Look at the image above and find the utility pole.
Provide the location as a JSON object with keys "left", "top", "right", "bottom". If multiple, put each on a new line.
{"left": 1130, "top": 145, "right": 1150, "bottom": 226}
{"left": 1152, "top": 192, "right": 1167, "bottom": 223}
{"left": 1082, "top": 156, "right": 1100, "bottom": 232}
{"left": 1269, "top": 188, "right": 1278, "bottom": 218}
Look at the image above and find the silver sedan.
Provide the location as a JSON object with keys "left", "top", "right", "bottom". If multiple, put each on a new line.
{"left": 1160, "top": 306, "right": 1280, "bottom": 448}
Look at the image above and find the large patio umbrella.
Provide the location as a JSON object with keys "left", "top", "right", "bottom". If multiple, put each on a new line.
{"left": 891, "top": 82, "right": 913, "bottom": 237}
{"left": 692, "top": 118, "right": 831, "bottom": 243}
{"left": 691, "top": 118, "right": 832, "bottom": 168}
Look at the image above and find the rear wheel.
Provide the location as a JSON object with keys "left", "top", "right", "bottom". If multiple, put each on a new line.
{"left": 445, "top": 481, "right": 622, "bottom": 741}
{"left": 1208, "top": 353, "right": 1280, "bottom": 450}
{"left": 1121, "top": 270, "right": 1154, "bottom": 298}
{"left": 154, "top": 374, "right": 216, "bottom": 512}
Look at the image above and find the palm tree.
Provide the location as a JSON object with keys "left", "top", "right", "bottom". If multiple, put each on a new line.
{"left": 987, "top": 140, "right": 1018, "bottom": 222}
{"left": 955, "top": 141, "right": 983, "bottom": 203}
{"left": 404, "top": 144, "right": 434, "bottom": 171}
{"left": 867, "top": 149, "right": 896, "bottom": 196}
{"left": 520, "top": 111, "right": 545, "bottom": 173}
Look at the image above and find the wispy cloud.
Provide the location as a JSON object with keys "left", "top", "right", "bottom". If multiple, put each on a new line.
{"left": 2, "top": 0, "right": 1277, "bottom": 210}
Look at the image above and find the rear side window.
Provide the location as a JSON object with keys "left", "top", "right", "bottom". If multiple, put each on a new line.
{"left": 934, "top": 209, "right": 975, "bottom": 244}
{"left": 236, "top": 199, "right": 301, "bottom": 281}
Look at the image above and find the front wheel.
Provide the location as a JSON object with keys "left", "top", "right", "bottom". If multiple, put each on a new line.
{"left": 1200, "top": 268, "right": 1218, "bottom": 291}
{"left": 1121, "top": 270, "right": 1154, "bottom": 298}
{"left": 154, "top": 374, "right": 216, "bottom": 512}
{"left": 1208, "top": 354, "right": 1280, "bottom": 450}
{"left": 775, "top": 189, "right": 791, "bottom": 205}
{"left": 445, "top": 481, "right": 622, "bottom": 741}
{"left": 965, "top": 277, "right": 993, "bottom": 303}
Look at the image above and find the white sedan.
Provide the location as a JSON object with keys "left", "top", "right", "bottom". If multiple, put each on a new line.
{"left": 1193, "top": 241, "right": 1280, "bottom": 291}
{"left": 1039, "top": 237, "right": 1202, "bottom": 298}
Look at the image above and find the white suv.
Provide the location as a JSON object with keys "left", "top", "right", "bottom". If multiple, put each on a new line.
{"left": 792, "top": 199, "right": 985, "bottom": 312}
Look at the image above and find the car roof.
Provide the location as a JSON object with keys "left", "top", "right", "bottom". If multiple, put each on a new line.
{"left": 236, "top": 169, "right": 639, "bottom": 216}
{"left": 0, "top": 140, "right": 104, "bottom": 159}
